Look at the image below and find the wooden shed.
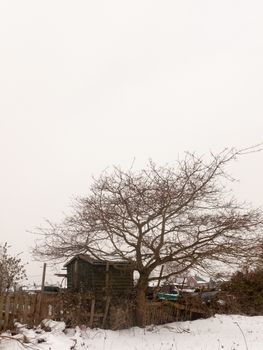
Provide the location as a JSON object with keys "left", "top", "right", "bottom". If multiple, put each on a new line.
{"left": 64, "top": 254, "right": 134, "bottom": 295}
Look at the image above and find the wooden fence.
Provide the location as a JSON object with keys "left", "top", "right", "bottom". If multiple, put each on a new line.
{"left": 0, "top": 291, "right": 111, "bottom": 331}
{"left": 0, "top": 292, "right": 209, "bottom": 331}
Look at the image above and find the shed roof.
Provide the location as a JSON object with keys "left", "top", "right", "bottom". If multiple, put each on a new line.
{"left": 63, "top": 254, "right": 131, "bottom": 267}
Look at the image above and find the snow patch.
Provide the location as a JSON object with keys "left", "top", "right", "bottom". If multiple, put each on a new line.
{"left": 1, "top": 315, "right": 263, "bottom": 349}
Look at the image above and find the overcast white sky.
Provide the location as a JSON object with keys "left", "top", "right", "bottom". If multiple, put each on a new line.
{"left": 1, "top": 0, "right": 263, "bottom": 285}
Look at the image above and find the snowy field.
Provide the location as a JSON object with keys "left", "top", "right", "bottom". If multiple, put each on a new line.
{"left": 1, "top": 314, "right": 263, "bottom": 350}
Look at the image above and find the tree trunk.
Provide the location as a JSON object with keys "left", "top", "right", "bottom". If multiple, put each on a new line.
{"left": 135, "top": 277, "right": 148, "bottom": 327}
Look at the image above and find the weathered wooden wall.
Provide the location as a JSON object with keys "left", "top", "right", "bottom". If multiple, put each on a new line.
{"left": 67, "top": 260, "right": 133, "bottom": 295}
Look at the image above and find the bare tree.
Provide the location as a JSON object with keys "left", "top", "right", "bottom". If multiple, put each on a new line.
{"left": 0, "top": 243, "right": 27, "bottom": 292}
{"left": 33, "top": 148, "right": 263, "bottom": 326}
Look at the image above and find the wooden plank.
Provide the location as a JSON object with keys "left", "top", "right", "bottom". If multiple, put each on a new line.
{"left": 12, "top": 293, "right": 19, "bottom": 322}
{"left": 73, "top": 260, "right": 78, "bottom": 289}
{"left": 105, "top": 262, "right": 110, "bottom": 295}
{"left": 34, "top": 292, "right": 42, "bottom": 325}
{"left": 24, "top": 294, "right": 29, "bottom": 324}
{"left": 8, "top": 294, "right": 14, "bottom": 326}
{"left": 28, "top": 294, "right": 34, "bottom": 323}
{"left": 102, "top": 297, "right": 111, "bottom": 328}
{"left": 17, "top": 293, "right": 24, "bottom": 324}
{"left": 89, "top": 298, "right": 95, "bottom": 328}
{"left": 0, "top": 294, "right": 4, "bottom": 330}
{"left": 26, "top": 294, "right": 35, "bottom": 327}
{"left": 16, "top": 293, "right": 21, "bottom": 324}
{"left": 4, "top": 294, "right": 10, "bottom": 329}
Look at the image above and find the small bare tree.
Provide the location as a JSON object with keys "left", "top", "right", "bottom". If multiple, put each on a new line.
{"left": 0, "top": 243, "right": 27, "bottom": 292}
{"left": 33, "top": 148, "right": 263, "bottom": 326}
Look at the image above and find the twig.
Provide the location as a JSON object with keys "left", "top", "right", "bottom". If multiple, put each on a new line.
{"left": 234, "top": 321, "right": 249, "bottom": 350}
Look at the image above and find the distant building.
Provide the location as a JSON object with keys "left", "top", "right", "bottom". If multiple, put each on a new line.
{"left": 187, "top": 275, "right": 210, "bottom": 290}
{"left": 165, "top": 275, "right": 212, "bottom": 291}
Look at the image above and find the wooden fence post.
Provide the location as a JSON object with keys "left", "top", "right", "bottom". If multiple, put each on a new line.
{"left": 89, "top": 298, "right": 95, "bottom": 328}
{"left": 41, "top": 263, "right": 47, "bottom": 292}
{"left": 102, "top": 296, "right": 111, "bottom": 328}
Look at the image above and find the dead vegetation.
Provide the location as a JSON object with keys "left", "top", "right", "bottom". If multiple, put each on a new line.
{"left": 212, "top": 269, "right": 263, "bottom": 315}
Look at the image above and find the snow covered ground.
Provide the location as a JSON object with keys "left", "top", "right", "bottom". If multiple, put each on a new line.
{"left": 1, "top": 314, "right": 263, "bottom": 350}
